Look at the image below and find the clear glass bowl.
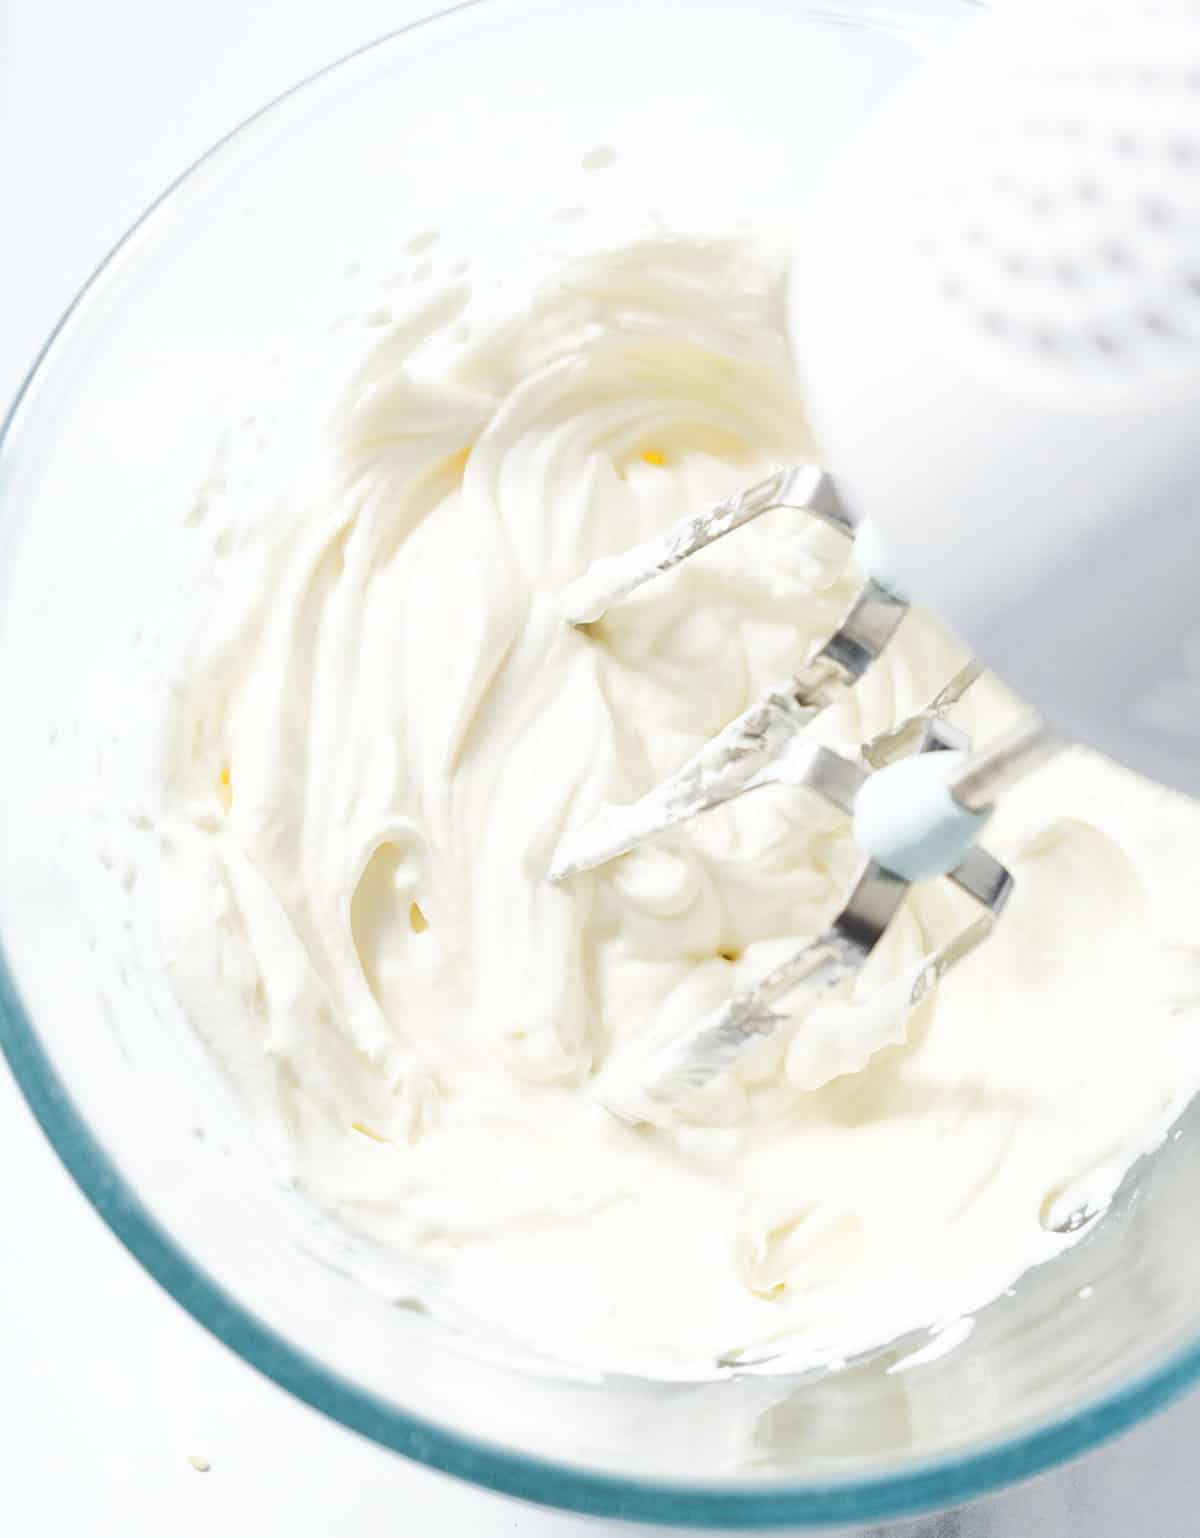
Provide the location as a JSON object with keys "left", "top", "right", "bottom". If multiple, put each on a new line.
{"left": 4, "top": 0, "right": 1200, "bottom": 1526}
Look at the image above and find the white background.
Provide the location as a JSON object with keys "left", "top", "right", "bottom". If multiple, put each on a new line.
{"left": 3, "top": 3, "right": 1200, "bottom": 1534}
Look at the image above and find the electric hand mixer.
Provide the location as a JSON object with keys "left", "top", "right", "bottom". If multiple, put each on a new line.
{"left": 550, "top": 0, "right": 1200, "bottom": 1122}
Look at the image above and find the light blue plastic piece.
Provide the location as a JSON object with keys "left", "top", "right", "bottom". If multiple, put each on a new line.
{"left": 853, "top": 750, "right": 991, "bottom": 882}
{"left": 854, "top": 517, "right": 907, "bottom": 600}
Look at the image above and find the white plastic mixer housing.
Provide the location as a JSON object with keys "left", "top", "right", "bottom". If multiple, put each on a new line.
{"left": 794, "top": 0, "right": 1200, "bottom": 798}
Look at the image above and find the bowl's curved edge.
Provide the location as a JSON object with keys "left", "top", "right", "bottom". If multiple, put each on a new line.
{"left": 5, "top": 933, "right": 1200, "bottom": 1527}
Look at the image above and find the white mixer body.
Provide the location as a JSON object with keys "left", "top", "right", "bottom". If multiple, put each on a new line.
{"left": 794, "top": 0, "right": 1200, "bottom": 795}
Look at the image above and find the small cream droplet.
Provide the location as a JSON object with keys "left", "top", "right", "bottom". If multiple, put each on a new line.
{"left": 581, "top": 145, "right": 617, "bottom": 172}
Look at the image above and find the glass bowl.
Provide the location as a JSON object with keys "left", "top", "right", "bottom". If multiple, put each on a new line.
{"left": 4, "top": 0, "right": 1200, "bottom": 1526}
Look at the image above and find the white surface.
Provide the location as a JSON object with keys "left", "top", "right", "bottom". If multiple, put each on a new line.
{"left": 3, "top": 2, "right": 1200, "bottom": 1534}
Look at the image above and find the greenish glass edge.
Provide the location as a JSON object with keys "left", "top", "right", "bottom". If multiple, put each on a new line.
{"left": 5, "top": 936, "right": 1200, "bottom": 1526}
{"left": 2, "top": 5, "right": 1199, "bottom": 1524}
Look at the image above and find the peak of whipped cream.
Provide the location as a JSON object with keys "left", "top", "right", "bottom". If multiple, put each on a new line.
{"left": 158, "top": 234, "right": 1200, "bottom": 1380}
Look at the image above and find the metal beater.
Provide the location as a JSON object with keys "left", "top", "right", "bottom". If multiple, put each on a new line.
{"left": 552, "top": 0, "right": 1200, "bottom": 1117}
{"left": 550, "top": 469, "right": 1054, "bottom": 1120}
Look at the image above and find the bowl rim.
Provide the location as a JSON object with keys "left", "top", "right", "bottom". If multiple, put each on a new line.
{"left": 3, "top": 0, "right": 1199, "bottom": 1525}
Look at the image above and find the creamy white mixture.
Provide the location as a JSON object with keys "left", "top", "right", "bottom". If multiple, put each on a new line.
{"left": 160, "top": 234, "right": 1200, "bottom": 1379}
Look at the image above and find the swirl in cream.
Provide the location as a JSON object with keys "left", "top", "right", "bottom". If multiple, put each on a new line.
{"left": 160, "top": 235, "right": 1200, "bottom": 1377}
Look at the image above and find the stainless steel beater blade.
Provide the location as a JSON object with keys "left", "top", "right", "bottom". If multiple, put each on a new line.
{"left": 861, "top": 658, "right": 983, "bottom": 769}
{"left": 549, "top": 574, "right": 908, "bottom": 881}
{"left": 560, "top": 464, "right": 850, "bottom": 625}
{"left": 550, "top": 464, "right": 918, "bottom": 882}
{"left": 598, "top": 719, "right": 1013, "bottom": 1123}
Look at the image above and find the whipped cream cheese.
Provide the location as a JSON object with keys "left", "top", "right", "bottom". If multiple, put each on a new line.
{"left": 159, "top": 234, "right": 1200, "bottom": 1378}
